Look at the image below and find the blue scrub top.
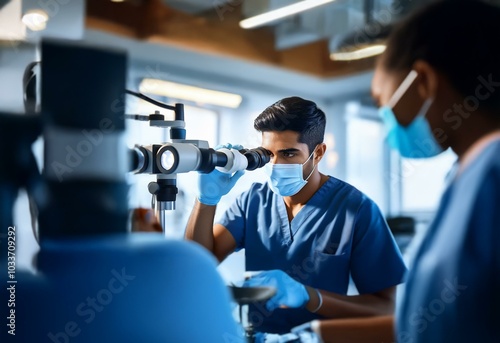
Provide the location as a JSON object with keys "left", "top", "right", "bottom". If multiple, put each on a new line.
{"left": 219, "top": 176, "right": 407, "bottom": 334}
{"left": 397, "top": 140, "right": 500, "bottom": 342}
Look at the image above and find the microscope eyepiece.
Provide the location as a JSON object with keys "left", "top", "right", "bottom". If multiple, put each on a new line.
{"left": 239, "top": 147, "right": 271, "bottom": 171}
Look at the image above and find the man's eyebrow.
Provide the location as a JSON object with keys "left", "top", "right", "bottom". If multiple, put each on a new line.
{"left": 277, "top": 148, "right": 301, "bottom": 154}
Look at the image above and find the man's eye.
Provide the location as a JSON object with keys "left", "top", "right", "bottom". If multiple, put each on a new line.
{"left": 282, "top": 152, "right": 295, "bottom": 158}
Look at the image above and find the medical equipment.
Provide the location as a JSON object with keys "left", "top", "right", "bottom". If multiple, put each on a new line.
{"left": 230, "top": 285, "right": 277, "bottom": 342}
{"left": 0, "top": 39, "right": 243, "bottom": 343}
{"left": 243, "top": 270, "right": 310, "bottom": 311}
{"left": 37, "top": 40, "right": 129, "bottom": 239}
{"left": 125, "top": 95, "right": 270, "bottom": 231}
{"left": 230, "top": 285, "right": 321, "bottom": 343}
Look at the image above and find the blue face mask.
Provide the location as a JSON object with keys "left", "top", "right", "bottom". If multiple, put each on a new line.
{"left": 379, "top": 70, "right": 444, "bottom": 158}
{"left": 264, "top": 149, "right": 316, "bottom": 197}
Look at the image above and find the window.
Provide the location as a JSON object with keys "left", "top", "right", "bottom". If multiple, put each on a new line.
{"left": 399, "top": 149, "right": 457, "bottom": 213}
{"left": 344, "top": 101, "right": 457, "bottom": 217}
{"left": 346, "top": 106, "right": 388, "bottom": 214}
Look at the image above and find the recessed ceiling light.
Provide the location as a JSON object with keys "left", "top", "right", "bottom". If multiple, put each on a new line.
{"left": 22, "top": 9, "right": 49, "bottom": 31}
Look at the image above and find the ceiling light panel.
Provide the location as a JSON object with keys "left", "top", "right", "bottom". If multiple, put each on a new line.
{"left": 139, "top": 79, "right": 243, "bottom": 109}
{"left": 240, "top": 0, "right": 337, "bottom": 29}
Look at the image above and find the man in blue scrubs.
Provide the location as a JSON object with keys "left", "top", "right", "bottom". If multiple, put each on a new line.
{"left": 185, "top": 97, "right": 407, "bottom": 334}
{"left": 369, "top": 1, "right": 500, "bottom": 341}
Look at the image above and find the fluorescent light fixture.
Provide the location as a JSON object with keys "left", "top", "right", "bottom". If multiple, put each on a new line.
{"left": 22, "top": 9, "right": 48, "bottom": 31}
{"left": 330, "top": 44, "right": 386, "bottom": 61}
{"left": 240, "top": 0, "right": 336, "bottom": 29}
{"left": 139, "top": 79, "right": 243, "bottom": 109}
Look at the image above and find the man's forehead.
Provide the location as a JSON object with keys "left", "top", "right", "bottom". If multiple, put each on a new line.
{"left": 261, "top": 131, "right": 307, "bottom": 150}
{"left": 262, "top": 130, "right": 298, "bottom": 141}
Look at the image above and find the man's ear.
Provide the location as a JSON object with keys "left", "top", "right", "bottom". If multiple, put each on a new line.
{"left": 314, "top": 143, "right": 327, "bottom": 163}
{"left": 412, "top": 60, "right": 439, "bottom": 100}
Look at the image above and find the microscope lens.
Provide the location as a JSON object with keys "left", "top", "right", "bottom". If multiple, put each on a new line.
{"left": 160, "top": 150, "right": 176, "bottom": 171}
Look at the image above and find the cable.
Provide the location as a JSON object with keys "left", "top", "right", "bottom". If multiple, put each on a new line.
{"left": 124, "top": 114, "right": 150, "bottom": 121}
{"left": 125, "top": 90, "right": 176, "bottom": 110}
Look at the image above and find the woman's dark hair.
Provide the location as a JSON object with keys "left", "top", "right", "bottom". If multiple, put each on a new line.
{"left": 254, "top": 96, "right": 326, "bottom": 153}
{"left": 382, "top": 0, "right": 500, "bottom": 112}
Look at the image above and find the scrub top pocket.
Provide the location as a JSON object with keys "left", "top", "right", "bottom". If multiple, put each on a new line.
{"left": 312, "top": 250, "right": 350, "bottom": 294}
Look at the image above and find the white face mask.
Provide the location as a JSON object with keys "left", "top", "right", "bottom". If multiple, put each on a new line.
{"left": 263, "top": 148, "right": 316, "bottom": 197}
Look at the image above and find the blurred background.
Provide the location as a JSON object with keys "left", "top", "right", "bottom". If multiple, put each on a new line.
{"left": 1, "top": 0, "right": 467, "bottom": 284}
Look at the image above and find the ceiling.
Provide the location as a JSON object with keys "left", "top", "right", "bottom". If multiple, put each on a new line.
{"left": 0, "top": 0, "right": 447, "bottom": 106}
{"left": 85, "top": 0, "right": 425, "bottom": 79}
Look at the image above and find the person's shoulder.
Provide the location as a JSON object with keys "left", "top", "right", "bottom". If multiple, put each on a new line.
{"left": 324, "top": 176, "right": 372, "bottom": 204}
{"left": 484, "top": 144, "right": 500, "bottom": 181}
{"left": 325, "top": 175, "right": 361, "bottom": 192}
{"left": 41, "top": 234, "right": 219, "bottom": 266}
{"left": 322, "top": 176, "right": 383, "bottom": 218}
{"left": 461, "top": 139, "right": 500, "bottom": 187}
{"left": 248, "top": 181, "right": 270, "bottom": 192}
{"left": 240, "top": 181, "right": 272, "bottom": 197}
{"left": 231, "top": 182, "right": 273, "bottom": 208}
{"left": 489, "top": 140, "right": 500, "bottom": 169}
{"left": 474, "top": 141, "right": 500, "bottom": 196}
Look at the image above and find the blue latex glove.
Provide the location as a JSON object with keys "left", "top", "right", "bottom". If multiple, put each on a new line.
{"left": 295, "top": 331, "right": 321, "bottom": 343}
{"left": 255, "top": 332, "right": 300, "bottom": 343}
{"left": 197, "top": 143, "right": 245, "bottom": 206}
{"left": 216, "top": 143, "right": 243, "bottom": 151}
{"left": 243, "top": 270, "right": 309, "bottom": 311}
{"left": 291, "top": 321, "right": 322, "bottom": 343}
{"left": 254, "top": 322, "right": 322, "bottom": 343}
{"left": 255, "top": 331, "right": 320, "bottom": 343}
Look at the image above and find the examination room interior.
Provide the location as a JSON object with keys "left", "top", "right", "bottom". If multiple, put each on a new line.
{"left": 0, "top": 0, "right": 467, "bottom": 341}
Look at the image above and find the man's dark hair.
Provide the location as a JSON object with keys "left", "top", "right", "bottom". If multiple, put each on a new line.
{"left": 382, "top": 0, "right": 500, "bottom": 113}
{"left": 254, "top": 96, "right": 326, "bottom": 153}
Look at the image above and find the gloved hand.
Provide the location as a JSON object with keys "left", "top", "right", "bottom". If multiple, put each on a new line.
{"left": 254, "top": 332, "right": 300, "bottom": 343}
{"left": 197, "top": 143, "right": 245, "bottom": 206}
{"left": 255, "top": 330, "right": 320, "bottom": 343}
{"left": 243, "top": 270, "right": 309, "bottom": 311}
{"left": 217, "top": 143, "right": 243, "bottom": 151}
{"left": 291, "top": 321, "right": 323, "bottom": 343}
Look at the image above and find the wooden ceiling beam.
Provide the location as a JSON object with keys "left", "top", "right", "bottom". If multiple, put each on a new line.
{"left": 86, "top": 0, "right": 375, "bottom": 78}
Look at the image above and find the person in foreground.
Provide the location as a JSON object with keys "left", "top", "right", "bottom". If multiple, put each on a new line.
{"left": 185, "top": 96, "right": 407, "bottom": 335}
{"left": 308, "top": 1, "right": 500, "bottom": 342}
